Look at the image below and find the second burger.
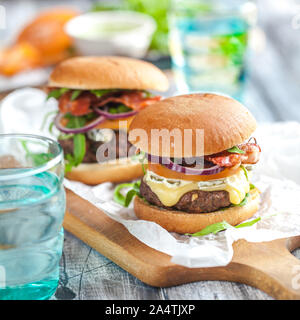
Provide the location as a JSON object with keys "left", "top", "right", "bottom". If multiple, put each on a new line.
{"left": 47, "top": 56, "right": 169, "bottom": 184}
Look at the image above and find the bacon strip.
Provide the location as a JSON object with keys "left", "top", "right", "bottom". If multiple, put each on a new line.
{"left": 58, "top": 90, "right": 161, "bottom": 116}
{"left": 205, "top": 143, "right": 261, "bottom": 167}
{"left": 94, "top": 91, "right": 161, "bottom": 111}
{"left": 239, "top": 142, "right": 261, "bottom": 164}
{"left": 58, "top": 91, "right": 97, "bottom": 116}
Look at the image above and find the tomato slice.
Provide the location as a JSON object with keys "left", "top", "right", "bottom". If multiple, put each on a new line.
{"left": 147, "top": 162, "right": 241, "bottom": 182}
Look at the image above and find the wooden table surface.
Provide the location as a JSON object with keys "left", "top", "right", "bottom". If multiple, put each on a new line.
{"left": 1, "top": 0, "right": 300, "bottom": 300}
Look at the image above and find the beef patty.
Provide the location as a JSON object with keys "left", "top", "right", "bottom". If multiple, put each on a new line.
{"left": 140, "top": 179, "right": 231, "bottom": 213}
{"left": 59, "top": 130, "right": 135, "bottom": 163}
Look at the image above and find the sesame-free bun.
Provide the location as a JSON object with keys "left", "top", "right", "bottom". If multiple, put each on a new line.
{"left": 49, "top": 56, "right": 169, "bottom": 92}
{"left": 134, "top": 188, "right": 260, "bottom": 234}
{"left": 129, "top": 93, "right": 257, "bottom": 157}
{"left": 66, "top": 158, "right": 144, "bottom": 185}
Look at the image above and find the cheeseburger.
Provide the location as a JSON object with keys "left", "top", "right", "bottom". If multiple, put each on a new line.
{"left": 128, "top": 93, "right": 261, "bottom": 234}
{"left": 47, "top": 56, "right": 169, "bottom": 184}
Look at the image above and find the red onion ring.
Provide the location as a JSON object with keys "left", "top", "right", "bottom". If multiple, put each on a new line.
{"left": 94, "top": 107, "right": 137, "bottom": 119}
{"left": 54, "top": 113, "right": 106, "bottom": 134}
{"left": 147, "top": 153, "right": 224, "bottom": 176}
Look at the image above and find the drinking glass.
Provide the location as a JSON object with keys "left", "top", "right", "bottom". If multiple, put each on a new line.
{"left": 0, "top": 134, "right": 65, "bottom": 300}
{"left": 169, "top": 0, "right": 257, "bottom": 101}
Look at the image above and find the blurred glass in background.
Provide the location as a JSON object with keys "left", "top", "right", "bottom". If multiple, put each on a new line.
{"left": 168, "top": 0, "right": 257, "bottom": 101}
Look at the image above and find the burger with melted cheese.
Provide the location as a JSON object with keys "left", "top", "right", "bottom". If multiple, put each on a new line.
{"left": 128, "top": 93, "right": 261, "bottom": 234}
{"left": 47, "top": 56, "right": 169, "bottom": 184}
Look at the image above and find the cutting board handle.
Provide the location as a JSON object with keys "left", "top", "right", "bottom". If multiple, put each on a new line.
{"left": 231, "top": 237, "right": 300, "bottom": 300}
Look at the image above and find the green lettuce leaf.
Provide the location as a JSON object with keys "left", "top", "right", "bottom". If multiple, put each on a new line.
{"left": 227, "top": 146, "right": 245, "bottom": 154}
{"left": 46, "top": 88, "right": 69, "bottom": 100}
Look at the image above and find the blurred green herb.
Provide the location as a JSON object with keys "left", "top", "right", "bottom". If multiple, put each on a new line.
{"left": 214, "top": 32, "right": 248, "bottom": 66}
{"left": 21, "top": 141, "right": 54, "bottom": 166}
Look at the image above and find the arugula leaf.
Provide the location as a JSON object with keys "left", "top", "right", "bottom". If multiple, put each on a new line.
{"left": 113, "top": 181, "right": 141, "bottom": 207}
{"left": 49, "top": 121, "right": 55, "bottom": 134}
{"left": 65, "top": 153, "right": 78, "bottom": 173}
{"left": 138, "top": 151, "right": 146, "bottom": 175}
{"left": 143, "top": 90, "right": 152, "bottom": 98}
{"left": 187, "top": 217, "right": 261, "bottom": 237}
{"left": 30, "top": 153, "right": 54, "bottom": 166}
{"left": 235, "top": 217, "right": 261, "bottom": 229}
{"left": 63, "top": 116, "right": 87, "bottom": 173}
{"left": 64, "top": 134, "right": 86, "bottom": 173}
{"left": 21, "top": 141, "right": 54, "bottom": 166}
{"left": 40, "top": 111, "right": 57, "bottom": 131}
{"left": 71, "top": 90, "right": 81, "bottom": 101}
{"left": 186, "top": 221, "right": 232, "bottom": 237}
{"left": 73, "top": 134, "right": 86, "bottom": 165}
{"left": 240, "top": 164, "right": 249, "bottom": 181}
{"left": 108, "top": 104, "right": 132, "bottom": 114}
{"left": 63, "top": 113, "right": 83, "bottom": 129}
{"left": 250, "top": 183, "right": 256, "bottom": 190}
{"left": 232, "top": 192, "right": 250, "bottom": 207}
{"left": 133, "top": 180, "right": 141, "bottom": 192}
{"left": 46, "top": 88, "right": 69, "bottom": 100}
{"left": 65, "top": 160, "right": 75, "bottom": 173}
{"left": 131, "top": 152, "right": 147, "bottom": 174}
{"left": 124, "top": 189, "right": 138, "bottom": 207}
{"left": 227, "top": 146, "right": 245, "bottom": 154}
{"left": 58, "top": 133, "right": 74, "bottom": 140}
{"left": 90, "top": 89, "right": 115, "bottom": 98}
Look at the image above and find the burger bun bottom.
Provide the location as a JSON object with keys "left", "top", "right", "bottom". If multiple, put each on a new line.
{"left": 134, "top": 188, "right": 260, "bottom": 234}
{"left": 66, "top": 158, "right": 144, "bottom": 185}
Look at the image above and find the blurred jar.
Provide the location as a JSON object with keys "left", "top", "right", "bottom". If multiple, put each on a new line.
{"left": 168, "top": 0, "right": 257, "bottom": 101}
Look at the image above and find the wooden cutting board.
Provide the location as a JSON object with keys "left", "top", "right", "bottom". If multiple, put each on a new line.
{"left": 63, "top": 188, "right": 300, "bottom": 300}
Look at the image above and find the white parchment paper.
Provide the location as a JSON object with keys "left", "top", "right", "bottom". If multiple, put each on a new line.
{"left": 1, "top": 88, "right": 300, "bottom": 268}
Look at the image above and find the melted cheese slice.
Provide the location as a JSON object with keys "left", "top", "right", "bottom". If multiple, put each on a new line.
{"left": 96, "top": 116, "right": 134, "bottom": 130}
{"left": 144, "top": 168, "right": 250, "bottom": 207}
